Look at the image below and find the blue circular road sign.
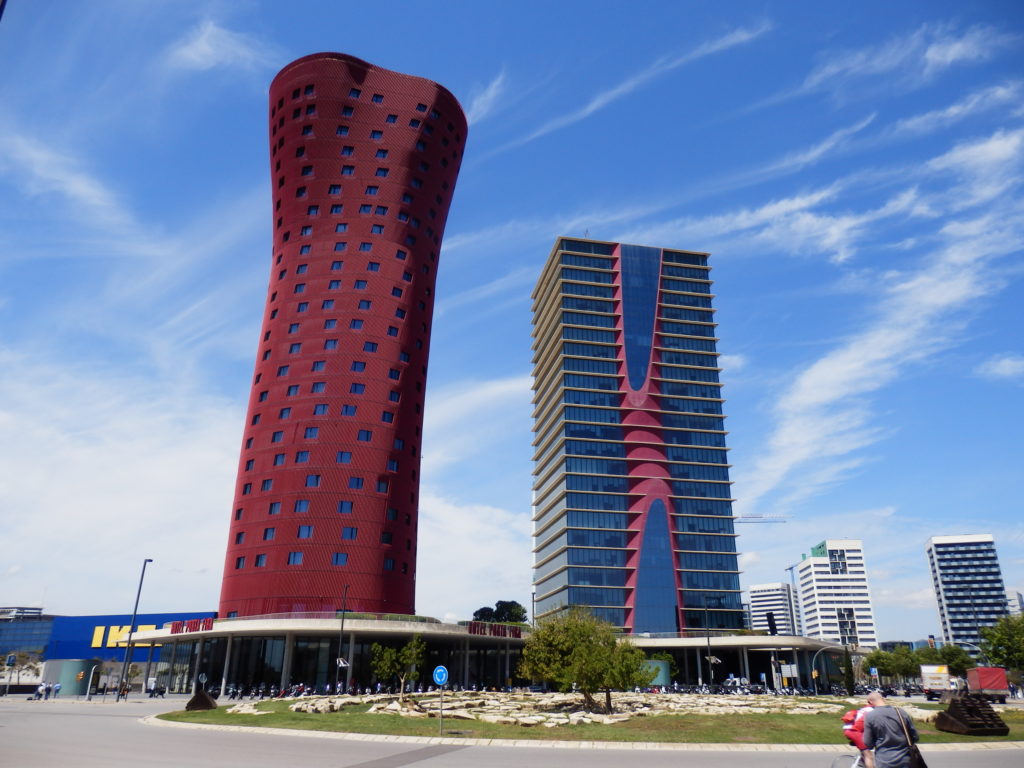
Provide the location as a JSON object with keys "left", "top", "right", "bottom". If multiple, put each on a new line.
{"left": 432, "top": 665, "right": 449, "bottom": 686}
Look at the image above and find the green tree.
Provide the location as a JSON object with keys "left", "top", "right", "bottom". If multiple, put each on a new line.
{"left": 939, "top": 643, "right": 977, "bottom": 677}
{"left": 518, "top": 609, "right": 653, "bottom": 712}
{"left": 10, "top": 651, "right": 41, "bottom": 685}
{"left": 862, "top": 650, "right": 895, "bottom": 679}
{"left": 370, "top": 634, "right": 426, "bottom": 702}
{"left": 370, "top": 644, "right": 400, "bottom": 688}
{"left": 842, "top": 647, "right": 856, "bottom": 696}
{"left": 473, "top": 600, "right": 528, "bottom": 624}
{"left": 913, "top": 646, "right": 943, "bottom": 665}
{"left": 981, "top": 614, "right": 1024, "bottom": 672}
{"left": 890, "top": 646, "right": 921, "bottom": 682}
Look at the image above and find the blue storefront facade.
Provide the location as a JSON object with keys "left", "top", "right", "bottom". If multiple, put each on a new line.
{"left": 1, "top": 609, "right": 215, "bottom": 663}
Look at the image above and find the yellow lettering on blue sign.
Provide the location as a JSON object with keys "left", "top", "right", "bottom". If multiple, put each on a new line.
{"left": 90, "top": 624, "right": 164, "bottom": 649}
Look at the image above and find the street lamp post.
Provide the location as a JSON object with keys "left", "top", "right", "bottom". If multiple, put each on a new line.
{"left": 704, "top": 595, "right": 721, "bottom": 689}
{"left": 810, "top": 645, "right": 845, "bottom": 695}
{"left": 335, "top": 584, "right": 350, "bottom": 694}
{"left": 955, "top": 640, "right": 990, "bottom": 666}
{"left": 118, "top": 558, "right": 152, "bottom": 701}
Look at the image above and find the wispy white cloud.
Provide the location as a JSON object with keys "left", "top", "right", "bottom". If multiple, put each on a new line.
{"left": 749, "top": 23, "right": 1020, "bottom": 111}
{"left": 417, "top": 489, "right": 532, "bottom": 622}
{"left": 928, "top": 128, "right": 1024, "bottom": 209}
{"left": 976, "top": 353, "right": 1024, "bottom": 381}
{"left": 922, "top": 24, "right": 1017, "bottom": 74}
{"left": 0, "top": 133, "right": 132, "bottom": 231}
{"left": 809, "top": 23, "right": 1015, "bottom": 91}
{"left": 496, "top": 22, "right": 771, "bottom": 152}
{"left": 618, "top": 185, "right": 920, "bottom": 263}
{"left": 718, "top": 354, "right": 748, "bottom": 373}
{"left": 0, "top": 124, "right": 266, "bottom": 391}
{"left": 733, "top": 129, "right": 1024, "bottom": 514}
{"left": 466, "top": 69, "right": 507, "bottom": 125}
{"left": 889, "top": 82, "right": 1022, "bottom": 137}
{"left": 0, "top": 348, "right": 239, "bottom": 613}
{"left": 423, "top": 374, "right": 532, "bottom": 475}
{"left": 761, "top": 115, "right": 876, "bottom": 174}
{"left": 435, "top": 267, "right": 536, "bottom": 316}
{"left": 163, "top": 19, "right": 274, "bottom": 72}
{"left": 442, "top": 198, "right": 682, "bottom": 258}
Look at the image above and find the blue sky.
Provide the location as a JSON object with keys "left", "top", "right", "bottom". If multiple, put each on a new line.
{"left": 0, "top": 1, "right": 1021, "bottom": 642}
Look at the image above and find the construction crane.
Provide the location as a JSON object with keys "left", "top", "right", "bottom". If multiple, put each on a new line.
{"left": 734, "top": 513, "right": 788, "bottom": 524}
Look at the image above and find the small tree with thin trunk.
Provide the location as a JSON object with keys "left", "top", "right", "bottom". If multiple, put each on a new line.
{"left": 842, "top": 647, "right": 856, "bottom": 696}
{"left": 11, "top": 651, "right": 41, "bottom": 686}
{"left": 370, "top": 634, "right": 425, "bottom": 703}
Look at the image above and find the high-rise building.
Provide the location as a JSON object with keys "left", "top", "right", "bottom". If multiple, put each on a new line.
{"left": 795, "top": 539, "right": 877, "bottom": 648}
{"left": 926, "top": 534, "right": 1009, "bottom": 649}
{"left": 747, "top": 582, "right": 801, "bottom": 636}
{"left": 531, "top": 238, "right": 743, "bottom": 633}
{"left": 1007, "top": 589, "right": 1023, "bottom": 617}
{"left": 219, "top": 53, "right": 467, "bottom": 618}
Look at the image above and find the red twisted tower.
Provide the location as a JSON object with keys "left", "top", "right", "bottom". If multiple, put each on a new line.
{"left": 219, "top": 53, "right": 466, "bottom": 618}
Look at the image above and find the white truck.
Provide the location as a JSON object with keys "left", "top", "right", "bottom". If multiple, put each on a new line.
{"left": 920, "top": 664, "right": 951, "bottom": 701}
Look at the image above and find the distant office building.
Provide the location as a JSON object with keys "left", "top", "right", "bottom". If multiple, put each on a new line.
{"left": 747, "top": 582, "right": 801, "bottom": 635}
{"left": 795, "top": 539, "right": 877, "bottom": 648}
{"left": 531, "top": 238, "right": 743, "bottom": 633}
{"left": 218, "top": 54, "right": 467, "bottom": 618}
{"left": 1007, "top": 589, "right": 1023, "bottom": 617}
{"left": 926, "top": 534, "right": 1009, "bottom": 649}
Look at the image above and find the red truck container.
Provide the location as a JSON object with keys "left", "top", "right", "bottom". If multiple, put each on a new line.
{"left": 967, "top": 667, "right": 1009, "bottom": 703}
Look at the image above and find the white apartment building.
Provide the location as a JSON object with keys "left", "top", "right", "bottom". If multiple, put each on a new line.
{"left": 747, "top": 582, "right": 801, "bottom": 636}
{"left": 795, "top": 539, "right": 877, "bottom": 648}
{"left": 1007, "top": 589, "right": 1023, "bottom": 617}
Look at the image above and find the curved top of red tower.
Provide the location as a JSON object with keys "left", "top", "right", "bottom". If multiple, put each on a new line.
{"left": 272, "top": 52, "right": 465, "bottom": 118}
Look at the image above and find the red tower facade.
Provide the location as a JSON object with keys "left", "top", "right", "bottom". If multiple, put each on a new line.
{"left": 219, "top": 53, "right": 467, "bottom": 618}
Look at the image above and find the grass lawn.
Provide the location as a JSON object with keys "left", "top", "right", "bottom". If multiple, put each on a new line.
{"left": 158, "top": 699, "right": 1024, "bottom": 744}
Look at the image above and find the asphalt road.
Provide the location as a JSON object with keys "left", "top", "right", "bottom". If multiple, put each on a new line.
{"left": 1, "top": 695, "right": 1021, "bottom": 768}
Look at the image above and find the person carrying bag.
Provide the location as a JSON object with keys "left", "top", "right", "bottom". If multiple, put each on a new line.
{"left": 896, "top": 706, "right": 927, "bottom": 768}
{"left": 863, "top": 691, "right": 923, "bottom": 768}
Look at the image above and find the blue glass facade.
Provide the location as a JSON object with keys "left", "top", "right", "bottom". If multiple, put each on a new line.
{"left": 532, "top": 238, "right": 743, "bottom": 633}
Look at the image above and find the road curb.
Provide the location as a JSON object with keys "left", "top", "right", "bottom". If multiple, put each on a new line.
{"left": 142, "top": 715, "right": 1024, "bottom": 752}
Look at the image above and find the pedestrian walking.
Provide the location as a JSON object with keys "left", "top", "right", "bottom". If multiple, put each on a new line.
{"left": 864, "top": 691, "right": 924, "bottom": 768}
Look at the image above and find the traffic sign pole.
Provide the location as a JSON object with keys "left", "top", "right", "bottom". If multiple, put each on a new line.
{"left": 432, "top": 666, "right": 448, "bottom": 735}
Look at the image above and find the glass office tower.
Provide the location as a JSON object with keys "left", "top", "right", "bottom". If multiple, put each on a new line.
{"left": 531, "top": 238, "right": 743, "bottom": 633}
{"left": 926, "top": 534, "right": 1009, "bottom": 649}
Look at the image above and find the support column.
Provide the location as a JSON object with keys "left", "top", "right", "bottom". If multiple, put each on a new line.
{"left": 462, "top": 639, "right": 470, "bottom": 688}
{"left": 164, "top": 641, "right": 176, "bottom": 693}
{"left": 741, "top": 647, "right": 750, "bottom": 683}
{"left": 143, "top": 644, "right": 155, "bottom": 694}
{"left": 281, "top": 633, "right": 294, "bottom": 691}
{"left": 695, "top": 647, "right": 703, "bottom": 685}
{"left": 220, "top": 635, "right": 234, "bottom": 697}
{"left": 504, "top": 641, "right": 510, "bottom": 688}
{"left": 191, "top": 639, "right": 204, "bottom": 694}
{"left": 345, "top": 631, "right": 355, "bottom": 692}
